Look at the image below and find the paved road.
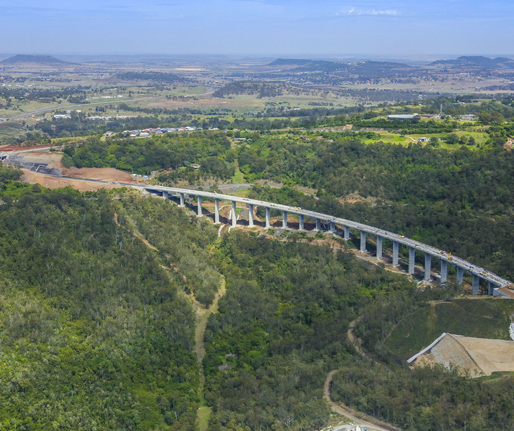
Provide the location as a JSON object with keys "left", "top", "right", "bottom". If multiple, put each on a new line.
{"left": 4, "top": 160, "right": 510, "bottom": 291}
{"left": 142, "top": 184, "right": 512, "bottom": 289}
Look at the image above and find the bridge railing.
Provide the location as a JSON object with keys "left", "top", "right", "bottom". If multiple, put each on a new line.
{"left": 140, "top": 185, "right": 512, "bottom": 294}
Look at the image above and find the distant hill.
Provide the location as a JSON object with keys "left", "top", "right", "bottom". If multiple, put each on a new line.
{"left": 0, "top": 54, "right": 69, "bottom": 65}
{"left": 430, "top": 56, "right": 514, "bottom": 69}
{"left": 268, "top": 58, "right": 314, "bottom": 66}
{"left": 268, "top": 58, "right": 411, "bottom": 77}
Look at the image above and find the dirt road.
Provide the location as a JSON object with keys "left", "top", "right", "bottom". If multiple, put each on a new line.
{"left": 324, "top": 370, "right": 401, "bottom": 431}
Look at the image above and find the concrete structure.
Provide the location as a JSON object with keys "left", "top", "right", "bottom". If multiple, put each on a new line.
{"left": 376, "top": 236, "right": 383, "bottom": 260}
{"left": 408, "top": 333, "right": 514, "bottom": 377}
{"left": 387, "top": 113, "right": 419, "bottom": 121}
{"left": 140, "top": 185, "right": 512, "bottom": 295}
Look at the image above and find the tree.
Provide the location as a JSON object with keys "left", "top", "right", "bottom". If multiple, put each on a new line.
{"left": 446, "top": 133, "right": 459, "bottom": 145}
{"left": 429, "top": 137, "right": 439, "bottom": 147}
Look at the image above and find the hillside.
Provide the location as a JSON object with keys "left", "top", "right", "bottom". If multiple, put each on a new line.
{"left": 385, "top": 299, "right": 514, "bottom": 359}
{"left": 269, "top": 58, "right": 411, "bottom": 74}
{"left": 0, "top": 54, "right": 69, "bottom": 65}
{"left": 430, "top": 55, "right": 514, "bottom": 69}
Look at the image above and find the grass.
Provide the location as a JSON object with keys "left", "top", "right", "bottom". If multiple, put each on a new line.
{"left": 361, "top": 130, "right": 489, "bottom": 151}
{"left": 230, "top": 164, "right": 246, "bottom": 184}
{"left": 196, "top": 406, "right": 211, "bottom": 431}
{"left": 385, "top": 299, "right": 514, "bottom": 359}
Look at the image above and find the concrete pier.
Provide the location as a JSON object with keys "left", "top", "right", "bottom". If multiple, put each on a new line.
{"left": 141, "top": 185, "right": 512, "bottom": 295}
{"left": 393, "top": 241, "right": 399, "bottom": 266}
{"left": 424, "top": 254, "right": 432, "bottom": 281}
{"left": 408, "top": 247, "right": 415, "bottom": 274}
{"left": 214, "top": 199, "right": 220, "bottom": 224}
{"left": 440, "top": 260, "right": 448, "bottom": 284}
{"left": 197, "top": 196, "right": 202, "bottom": 217}
{"left": 248, "top": 204, "right": 254, "bottom": 227}
{"left": 472, "top": 274, "right": 480, "bottom": 295}
{"left": 360, "top": 231, "right": 367, "bottom": 253}
{"left": 488, "top": 282, "right": 494, "bottom": 295}
{"left": 232, "top": 201, "right": 237, "bottom": 227}
{"left": 456, "top": 266, "right": 464, "bottom": 284}
{"left": 376, "top": 236, "right": 383, "bottom": 259}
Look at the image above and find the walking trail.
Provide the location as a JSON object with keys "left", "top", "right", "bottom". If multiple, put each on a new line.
{"left": 114, "top": 210, "right": 226, "bottom": 430}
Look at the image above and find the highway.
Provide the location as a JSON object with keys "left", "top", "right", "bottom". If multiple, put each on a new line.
{"left": 142, "top": 184, "right": 512, "bottom": 290}
{"left": 1, "top": 159, "right": 509, "bottom": 291}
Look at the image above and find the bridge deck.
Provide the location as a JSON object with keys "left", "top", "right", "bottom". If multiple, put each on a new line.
{"left": 142, "top": 185, "right": 512, "bottom": 289}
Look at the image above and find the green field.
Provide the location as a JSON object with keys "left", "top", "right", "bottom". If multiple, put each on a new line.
{"left": 385, "top": 299, "right": 514, "bottom": 359}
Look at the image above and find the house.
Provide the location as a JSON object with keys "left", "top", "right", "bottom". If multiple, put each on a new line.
{"left": 460, "top": 114, "right": 477, "bottom": 121}
{"left": 417, "top": 137, "right": 430, "bottom": 143}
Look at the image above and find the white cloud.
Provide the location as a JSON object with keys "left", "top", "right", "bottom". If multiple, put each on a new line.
{"left": 337, "top": 7, "right": 399, "bottom": 16}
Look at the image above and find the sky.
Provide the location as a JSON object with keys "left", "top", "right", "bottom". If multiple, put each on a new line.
{"left": 1, "top": 0, "right": 513, "bottom": 58}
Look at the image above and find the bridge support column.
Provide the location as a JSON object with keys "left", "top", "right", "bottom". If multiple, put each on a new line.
{"left": 265, "top": 208, "right": 271, "bottom": 229}
{"left": 360, "top": 231, "right": 367, "bottom": 253}
{"left": 163, "top": 191, "right": 169, "bottom": 199}
{"left": 376, "top": 236, "right": 383, "bottom": 260}
{"left": 329, "top": 222, "right": 336, "bottom": 232}
{"left": 393, "top": 241, "right": 399, "bottom": 267}
{"left": 472, "top": 275, "right": 480, "bottom": 295}
{"left": 282, "top": 211, "right": 287, "bottom": 229}
{"left": 248, "top": 204, "right": 254, "bottom": 227}
{"left": 197, "top": 196, "right": 202, "bottom": 217}
{"left": 440, "top": 260, "right": 448, "bottom": 284}
{"left": 456, "top": 267, "right": 464, "bottom": 284}
{"left": 315, "top": 219, "right": 321, "bottom": 231}
{"left": 344, "top": 226, "right": 350, "bottom": 240}
{"left": 488, "top": 282, "right": 495, "bottom": 295}
{"left": 424, "top": 254, "right": 432, "bottom": 281}
{"left": 299, "top": 215, "right": 304, "bottom": 230}
{"left": 231, "top": 201, "right": 237, "bottom": 227}
{"left": 179, "top": 193, "right": 185, "bottom": 207}
{"left": 408, "top": 247, "right": 415, "bottom": 274}
{"left": 214, "top": 199, "right": 220, "bottom": 224}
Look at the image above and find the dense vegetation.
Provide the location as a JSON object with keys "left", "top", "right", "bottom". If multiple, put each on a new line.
{"left": 331, "top": 363, "right": 514, "bottom": 431}
{"left": 1, "top": 156, "right": 514, "bottom": 429}
{"left": 63, "top": 131, "right": 234, "bottom": 179}
{"left": 330, "top": 289, "right": 514, "bottom": 431}
{"left": 0, "top": 168, "right": 201, "bottom": 430}
{"left": 203, "top": 231, "right": 413, "bottom": 430}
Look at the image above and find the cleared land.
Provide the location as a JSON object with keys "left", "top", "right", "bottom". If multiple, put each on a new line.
{"left": 412, "top": 333, "right": 514, "bottom": 377}
{"left": 22, "top": 169, "right": 124, "bottom": 191}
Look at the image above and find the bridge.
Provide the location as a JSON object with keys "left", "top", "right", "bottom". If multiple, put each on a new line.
{"left": 138, "top": 184, "right": 513, "bottom": 296}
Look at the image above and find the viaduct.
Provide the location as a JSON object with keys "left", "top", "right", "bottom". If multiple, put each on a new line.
{"left": 139, "top": 184, "right": 513, "bottom": 297}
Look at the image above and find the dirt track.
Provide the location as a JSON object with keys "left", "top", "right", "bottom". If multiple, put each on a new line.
{"left": 60, "top": 166, "right": 136, "bottom": 182}
{"left": 324, "top": 370, "right": 400, "bottom": 431}
{"left": 22, "top": 169, "right": 125, "bottom": 192}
